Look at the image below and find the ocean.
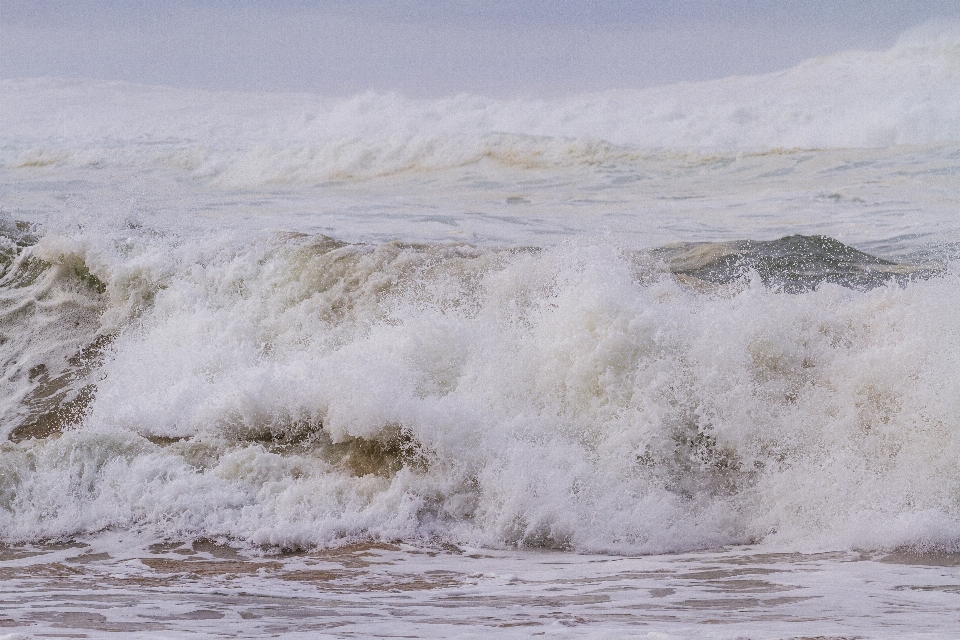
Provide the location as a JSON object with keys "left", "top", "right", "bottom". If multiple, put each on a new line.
{"left": 2, "top": 25, "right": 960, "bottom": 639}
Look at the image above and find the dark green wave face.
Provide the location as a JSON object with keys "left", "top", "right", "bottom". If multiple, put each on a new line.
{"left": 0, "top": 216, "right": 38, "bottom": 280}
{"left": 658, "top": 235, "right": 935, "bottom": 293}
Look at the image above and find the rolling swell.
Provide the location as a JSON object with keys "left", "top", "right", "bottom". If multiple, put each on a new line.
{"left": 0, "top": 228, "right": 956, "bottom": 554}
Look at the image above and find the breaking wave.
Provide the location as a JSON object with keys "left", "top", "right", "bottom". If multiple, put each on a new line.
{"left": 1, "top": 221, "right": 958, "bottom": 554}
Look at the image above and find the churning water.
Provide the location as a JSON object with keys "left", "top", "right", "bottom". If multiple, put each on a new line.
{"left": 3, "top": 26, "right": 960, "bottom": 639}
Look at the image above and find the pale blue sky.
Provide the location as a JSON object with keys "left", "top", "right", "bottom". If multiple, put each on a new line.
{"left": 2, "top": 1, "right": 959, "bottom": 96}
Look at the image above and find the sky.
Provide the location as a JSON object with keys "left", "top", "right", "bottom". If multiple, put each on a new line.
{"left": 2, "top": 0, "right": 960, "bottom": 96}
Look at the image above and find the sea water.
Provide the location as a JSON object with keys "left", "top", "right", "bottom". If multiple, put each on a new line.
{"left": 2, "top": 27, "right": 960, "bottom": 639}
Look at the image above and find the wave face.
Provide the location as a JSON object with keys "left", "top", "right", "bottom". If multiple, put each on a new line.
{"left": 2, "top": 25, "right": 960, "bottom": 185}
{"left": 1, "top": 225, "right": 958, "bottom": 554}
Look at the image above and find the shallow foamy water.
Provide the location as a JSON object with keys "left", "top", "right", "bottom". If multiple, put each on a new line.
{"left": 4, "top": 540, "right": 960, "bottom": 639}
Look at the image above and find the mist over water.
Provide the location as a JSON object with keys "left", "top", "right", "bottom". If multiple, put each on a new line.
{"left": 3, "top": 1, "right": 960, "bottom": 95}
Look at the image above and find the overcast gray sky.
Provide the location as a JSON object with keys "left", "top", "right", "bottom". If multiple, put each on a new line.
{"left": 2, "top": 1, "right": 959, "bottom": 96}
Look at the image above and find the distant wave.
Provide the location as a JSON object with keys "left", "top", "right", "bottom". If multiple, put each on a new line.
{"left": 1, "top": 26, "right": 959, "bottom": 186}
